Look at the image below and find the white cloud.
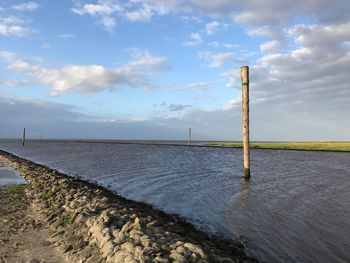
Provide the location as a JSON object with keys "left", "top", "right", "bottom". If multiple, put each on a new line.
{"left": 71, "top": 0, "right": 122, "bottom": 32}
{"left": 11, "top": 1, "right": 39, "bottom": 11}
{"left": 71, "top": 1, "right": 122, "bottom": 16}
{"left": 199, "top": 52, "right": 233, "bottom": 68}
{"left": 184, "top": 32, "right": 203, "bottom": 47}
{"left": 221, "top": 69, "right": 240, "bottom": 89}
{"left": 184, "top": 82, "right": 212, "bottom": 91}
{"left": 0, "top": 16, "right": 32, "bottom": 37}
{"left": 222, "top": 97, "right": 241, "bottom": 111}
{"left": 209, "top": 52, "right": 233, "bottom": 67}
{"left": 70, "top": 0, "right": 184, "bottom": 31}
{"left": 208, "top": 41, "right": 238, "bottom": 49}
{"left": 0, "top": 78, "right": 30, "bottom": 87}
{"left": 192, "top": 0, "right": 350, "bottom": 25}
{"left": 0, "top": 51, "right": 16, "bottom": 61}
{"left": 220, "top": 21, "right": 350, "bottom": 124}
{"left": 39, "top": 65, "right": 147, "bottom": 96}
{"left": 289, "top": 22, "right": 350, "bottom": 52}
{"left": 0, "top": 50, "right": 170, "bottom": 96}
{"left": 205, "top": 21, "right": 220, "bottom": 35}
{"left": 168, "top": 82, "right": 212, "bottom": 91}
{"left": 127, "top": 50, "right": 169, "bottom": 70}
{"left": 260, "top": 40, "right": 285, "bottom": 52}
{"left": 70, "top": 0, "right": 350, "bottom": 35}
{"left": 7, "top": 59, "right": 33, "bottom": 71}
{"left": 248, "top": 26, "right": 288, "bottom": 52}
{"left": 58, "top": 33, "right": 76, "bottom": 39}
{"left": 125, "top": 4, "right": 154, "bottom": 22}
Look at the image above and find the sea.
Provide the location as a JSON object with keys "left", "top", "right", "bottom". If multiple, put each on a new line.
{"left": 0, "top": 139, "right": 349, "bottom": 263}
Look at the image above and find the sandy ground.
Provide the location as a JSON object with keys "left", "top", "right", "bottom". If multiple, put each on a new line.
{"left": 0, "top": 163, "right": 67, "bottom": 263}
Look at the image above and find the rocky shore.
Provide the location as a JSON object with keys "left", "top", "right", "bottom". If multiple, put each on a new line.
{"left": 0, "top": 150, "right": 258, "bottom": 263}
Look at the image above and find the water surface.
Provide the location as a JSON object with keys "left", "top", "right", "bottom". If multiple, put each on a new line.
{"left": 0, "top": 139, "right": 349, "bottom": 263}
{"left": 0, "top": 166, "right": 26, "bottom": 185}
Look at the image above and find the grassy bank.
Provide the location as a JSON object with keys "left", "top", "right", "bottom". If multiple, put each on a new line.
{"left": 206, "top": 142, "right": 350, "bottom": 152}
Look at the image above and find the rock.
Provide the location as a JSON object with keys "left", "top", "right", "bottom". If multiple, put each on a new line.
{"left": 112, "top": 250, "right": 135, "bottom": 262}
{"left": 160, "top": 244, "right": 169, "bottom": 251}
{"left": 121, "top": 242, "right": 135, "bottom": 253}
{"left": 51, "top": 218, "right": 64, "bottom": 230}
{"left": 66, "top": 235, "right": 86, "bottom": 250}
{"left": 169, "top": 251, "right": 188, "bottom": 262}
{"left": 101, "top": 240, "right": 115, "bottom": 258}
{"left": 154, "top": 256, "right": 169, "bottom": 262}
{"left": 114, "top": 221, "right": 133, "bottom": 244}
{"left": 183, "top": 243, "right": 207, "bottom": 259}
{"left": 60, "top": 243, "right": 73, "bottom": 253}
{"left": 100, "top": 209, "right": 112, "bottom": 224}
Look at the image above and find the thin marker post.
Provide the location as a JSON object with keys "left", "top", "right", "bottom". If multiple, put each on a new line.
{"left": 241, "top": 66, "right": 250, "bottom": 180}
{"left": 188, "top": 128, "right": 192, "bottom": 146}
{"left": 22, "top": 128, "right": 26, "bottom": 146}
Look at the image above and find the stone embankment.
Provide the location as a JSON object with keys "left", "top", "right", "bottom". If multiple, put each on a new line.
{"left": 0, "top": 150, "right": 258, "bottom": 263}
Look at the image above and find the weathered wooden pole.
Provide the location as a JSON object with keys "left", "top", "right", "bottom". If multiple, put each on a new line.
{"left": 188, "top": 128, "right": 192, "bottom": 146}
{"left": 22, "top": 128, "right": 26, "bottom": 146}
{"left": 241, "top": 66, "right": 250, "bottom": 180}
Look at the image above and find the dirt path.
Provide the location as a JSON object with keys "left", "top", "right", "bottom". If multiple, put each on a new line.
{"left": 0, "top": 165, "right": 67, "bottom": 263}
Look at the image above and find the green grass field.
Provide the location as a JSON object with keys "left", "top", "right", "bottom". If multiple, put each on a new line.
{"left": 206, "top": 142, "right": 350, "bottom": 152}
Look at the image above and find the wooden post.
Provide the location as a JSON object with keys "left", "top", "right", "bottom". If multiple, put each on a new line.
{"left": 22, "top": 128, "right": 26, "bottom": 146}
{"left": 241, "top": 66, "right": 250, "bottom": 180}
{"left": 188, "top": 128, "right": 192, "bottom": 146}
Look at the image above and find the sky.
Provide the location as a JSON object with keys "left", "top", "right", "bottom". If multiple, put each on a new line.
{"left": 0, "top": 0, "right": 350, "bottom": 141}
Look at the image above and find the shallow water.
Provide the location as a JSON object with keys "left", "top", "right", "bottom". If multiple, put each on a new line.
{"left": 0, "top": 139, "right": 349, "bottom": 263}
{"left": 0, "top": 166, "right": 26, "bottom": 185}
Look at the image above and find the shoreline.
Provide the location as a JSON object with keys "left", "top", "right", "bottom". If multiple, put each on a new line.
{"left": 4, "top": 139, "right": 350, "bottom": 153}
{"left": 0, "top": 150, "right": 258, "bottom": 263}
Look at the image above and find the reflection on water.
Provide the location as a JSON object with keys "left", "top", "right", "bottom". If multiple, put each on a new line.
{"left": 237, "top": 180, "right": 251, "bottom": 206}
{"left": 224, "top": 180, "right": 251, "bottom": 240}
{"left": 0, "top": 166, "right": 26, "bottom": 185}
{"left": 0, "top": 139, "right": 349, "bottom": 263}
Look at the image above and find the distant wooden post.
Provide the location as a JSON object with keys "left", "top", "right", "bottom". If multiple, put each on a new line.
{"left": 241, "top": 66, "right": 250, "bottom": 180}
{"left": 188, "top": 128, "right": 192, "bottom": 146}
{"left": 22, "top": 128, "right": 26, "bottom": 146}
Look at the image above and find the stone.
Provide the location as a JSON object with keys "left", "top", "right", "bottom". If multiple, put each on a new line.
{"left": 66, "top": 235, "right": 86, "bottom": 250}
{"left": 51, "top": 218, "right": 64, "bottom": 230}
{"left": 170, "top": 251, "right": 188, "bottom": 263}
{"left": 113, "top": 250, "right": 134, "bottom": 263}
{"left": 60, "top": 243, "right": 73, "bottom": 253}
{"left": 183, "top": 243, "right": 207, "bottom": 259}
{"left": 101, "top": 240, "right": 115, "bottom": 258}
{"left": 121, "top": 242, "right": 135, "bottom": 253}
{"left": 154, "top": 256, "right": 169, "bottom": 262}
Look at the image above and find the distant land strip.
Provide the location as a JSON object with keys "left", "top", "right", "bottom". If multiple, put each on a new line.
{"left": 205, "top": 142, "right": 350, "bottom": 152}
{"left": 6, "top": 139, "right": 350, "bottom": 152}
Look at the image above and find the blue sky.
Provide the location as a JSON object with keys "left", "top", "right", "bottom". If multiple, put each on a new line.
{"left": 1, "top": 0, "right": 350, "bottom": 140}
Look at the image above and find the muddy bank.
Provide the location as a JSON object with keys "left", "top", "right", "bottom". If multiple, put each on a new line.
{"left": 0, "top": 150, "right": 258, "bottom": 263}
{"left": 0, "top": 182, "right": 67, "bottom": 263}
